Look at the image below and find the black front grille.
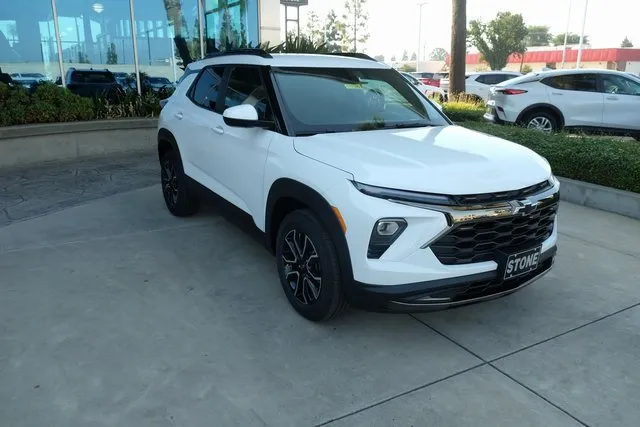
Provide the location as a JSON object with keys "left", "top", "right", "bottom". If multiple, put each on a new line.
{"left": 430, "top": 202, "right": 558, "bottom": 265}
{"left": 450, "top": 180, "right": 553, "bottom": 205}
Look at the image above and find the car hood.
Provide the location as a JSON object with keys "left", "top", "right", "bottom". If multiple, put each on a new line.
{"left": 293, "top": 125, "right": 552, "bottom": 195}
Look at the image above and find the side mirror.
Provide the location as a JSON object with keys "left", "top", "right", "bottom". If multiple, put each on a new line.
{"left": 223, "top": 104, "right": 274, "bottom": 129}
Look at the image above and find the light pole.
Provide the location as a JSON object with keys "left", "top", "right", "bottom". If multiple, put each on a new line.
{"left": 561, "top": 0, "right": 572, "bottom": 69}
{"left": 417, "top": 2, "right": 428, "bottom": 72}
{"left": 576, "top": 0, "right": 588, "bottom": 68}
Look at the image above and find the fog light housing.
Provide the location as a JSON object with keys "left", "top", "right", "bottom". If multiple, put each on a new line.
{"left": 367, "top": 218, "right": 407, "bottom": 259}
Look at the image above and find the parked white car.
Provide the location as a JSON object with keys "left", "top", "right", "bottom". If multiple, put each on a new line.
{"left": 158, "top": 51, "right": 559, "bottom": 321}
{"left": 400, "top": 71, "right": 445, "bottom": 98}
{"left": 485, "top": 69, "right": 640, "bottom": 138}
{"left": 441, "top": 71, "right": 522, "bottom": 102}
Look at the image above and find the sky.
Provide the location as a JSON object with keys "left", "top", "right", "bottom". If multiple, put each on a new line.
{"left": 284, "top": 0, "right": 640, "bottom": 60}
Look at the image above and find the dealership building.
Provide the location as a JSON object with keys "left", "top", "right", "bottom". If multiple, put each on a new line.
{"left": 0, "top": 0, "right": 283, "bottom": 82}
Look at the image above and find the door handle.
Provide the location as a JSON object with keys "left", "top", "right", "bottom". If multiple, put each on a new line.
{"left": 551, "top": 92, "right": 563, "bottom": 96}
{"left": 174, "top": 112, "right": 183, "bottom": 120}
{"left": 211, "top": 126, "right": 224, "bottom": 135}
{"left": 606, "top": 96, "right": 618, "bottom": 101}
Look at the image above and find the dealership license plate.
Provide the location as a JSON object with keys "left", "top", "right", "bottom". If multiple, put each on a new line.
{"left": 502, "top": 246, "right": 542, "bottom": 280}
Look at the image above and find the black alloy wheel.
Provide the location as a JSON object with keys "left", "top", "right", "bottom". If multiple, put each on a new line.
{"left": 275, "top": 209, "right": 348, "bottom": 321}
{"left": 281, "top": 229, "right": 323, "bottom": 305}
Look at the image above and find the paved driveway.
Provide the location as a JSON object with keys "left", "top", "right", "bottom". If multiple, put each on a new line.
{"left": 1, "top": 155, "right": 639, "bottom": 427}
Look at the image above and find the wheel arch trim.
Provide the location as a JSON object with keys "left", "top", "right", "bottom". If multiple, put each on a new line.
{"left": 516, "top": 103, "right": 565, "bottom": 128}
{"left": 265, "top": 178, "right": 355, "bottom": 285}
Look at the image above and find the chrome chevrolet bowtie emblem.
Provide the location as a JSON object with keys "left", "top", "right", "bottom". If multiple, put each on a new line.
{"left": 510, "top": 199, "right": 536, "bottom": 216}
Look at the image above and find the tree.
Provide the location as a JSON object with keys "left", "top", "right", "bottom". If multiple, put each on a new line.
{"left": 106, "top": 43, "right": 118, "bottom": 65}
{"left": 343, "top": 0, "right": 370, "bottom": 52}
{"left": 373, "top": 54, "right": 385, "bottom": 61}
{"left": 552, "top": 33, "right": 588, "bottom": 46}
{"left": 399, "top": 63, "right": 416, "bottom": 72}
{"left": 306, "top": 11, "right": 324, "bottom": 45}
{"left": 526, "top": 25, "right": 551, "bottom": 47}
{"left": 621, "top": 37, "right": 634, "bottom": 48}
{"left": 323, "top": 10, "right": 346, "bottom": 53}
{"left": 429, "top": 47, "right": 447, "bottom": 61}
{"left": 468, "top": 12, "right": 528, "bottom": 70}
{"left": 390, "top": 54, "right": 396, "bottom": 61}
{"left": 402, "top": 50, "right": 409, "bottom": 61}
{"left": 449, "top": 0, "right": 466, "bottom": 96}
{"left": 410, "top": 52, "right": 417, "bottom": 61}
{"left": 77, "top": 51, "right": 90, "bottom": 64}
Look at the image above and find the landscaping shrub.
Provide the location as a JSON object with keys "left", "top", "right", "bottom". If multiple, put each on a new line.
{"left": 0, "top": 82, "right": 164, "bottom": 126}
{"left": 442, "top": 101, "right": 485, "bottom": 122}
{"left": 461, "top": 121, "right": 640, "bottom": 194}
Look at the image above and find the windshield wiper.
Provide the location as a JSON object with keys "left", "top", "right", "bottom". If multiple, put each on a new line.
{"left": 386, "top": 123, "right": 435, "bottom": 129}
{"left": 295, "top": 130, "right": 341, "bottom": 137}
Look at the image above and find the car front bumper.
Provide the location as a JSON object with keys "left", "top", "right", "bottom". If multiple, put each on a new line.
{"left": 347, "top": 246, "right": 556, "bottom": 312}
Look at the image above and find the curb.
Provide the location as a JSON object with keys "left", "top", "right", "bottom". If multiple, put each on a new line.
{"left": 0, "top": 119, "right": 159, "bottom": 169}
{"left": 558, "top": 177, "right": 640, "bottom": 220}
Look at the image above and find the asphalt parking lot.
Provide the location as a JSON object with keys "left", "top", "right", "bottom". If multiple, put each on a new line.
{"left": 1, "top": 154, "right": 639, "bottom": 427}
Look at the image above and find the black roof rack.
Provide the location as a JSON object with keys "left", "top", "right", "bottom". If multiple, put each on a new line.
{"left": 324, "top": 52, "right": 378, "bottom": 62}
{"left": 204, "top": 48, "right": 272, "bottom": 59}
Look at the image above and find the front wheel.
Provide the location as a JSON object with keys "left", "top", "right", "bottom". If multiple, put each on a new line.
{"left": 275, "top": 210, "right": 348, "bottom": 321}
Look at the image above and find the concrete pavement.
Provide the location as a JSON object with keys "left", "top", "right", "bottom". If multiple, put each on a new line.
{"left": 1, "top": 178, "right": 639, "bottom": 426}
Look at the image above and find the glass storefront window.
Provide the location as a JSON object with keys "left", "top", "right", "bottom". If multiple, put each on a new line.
{"left": 54, "top": 1, "right": 136, "bottom": 86}
{"left": 0, "top": 2, "right": 58, "bottom": 84}
{"left": 135, "top": 0, "right": 201, "bottom": 85}
{"left": 204, "top": 0, "right": 258, "bottom": 51}
{"left": 1, "top": 0, "right": 262, "bottom": 95}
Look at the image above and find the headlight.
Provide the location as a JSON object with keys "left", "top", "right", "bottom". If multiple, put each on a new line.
{"left": 353, "top": 181, "right": 454, "bottom": 206}
{"left": 367, "top": 218, "right": 407, "bottom": 259}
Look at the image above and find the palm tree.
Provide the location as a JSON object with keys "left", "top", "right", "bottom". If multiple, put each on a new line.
{"left": 449, "top": 0, "right": 467, "bottom": 96}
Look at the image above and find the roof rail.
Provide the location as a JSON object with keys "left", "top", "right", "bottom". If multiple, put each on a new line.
{"left": 324, "top": 52, "right": 378, "bottom": 62}
{"left": 204, "top": 48, "right": 273, "bottom": 59}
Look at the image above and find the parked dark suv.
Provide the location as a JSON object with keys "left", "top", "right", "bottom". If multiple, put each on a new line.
{"left": 60, "top": 68, "right": 123, "bottom": 100}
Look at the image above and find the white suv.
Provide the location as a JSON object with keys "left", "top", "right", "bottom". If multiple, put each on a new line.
{"left": 158, "top": 50, "right": 560, "bottom": 321}
{"left": 441, "top": 71, "right": 522, "bottom": 101}
{"left": 485, "top": 69, "right": 640, "bottom": 138}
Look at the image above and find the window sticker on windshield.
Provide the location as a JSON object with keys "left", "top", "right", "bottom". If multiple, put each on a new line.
{"left": 344, "top": 83, "right": 364, "bottom": 89}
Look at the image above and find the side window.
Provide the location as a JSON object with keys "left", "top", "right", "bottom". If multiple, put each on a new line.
{"left": 475, "top": 74, "right": 494, "bottom": 85}
{"left": 602, "top": 74, "right": 640, "bottom": 96}
{"left": 542, "top": 74, "right": 598, "bottom": 92}
{"left": 190, "top": 66, "right": 225, "bottom": 110}
{"left": 223, "top": 66, "right": 273, "bottom": 121}
{"left": 494, "top": 74, "right": 516, "bottom": 84}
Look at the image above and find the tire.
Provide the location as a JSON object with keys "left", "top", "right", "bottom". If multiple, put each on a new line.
{"left": 522, "top": 110, "right": 559, "bottom": 133}
{"left": 275, "top": 209, "right": 348, "bottom": 321}
{"left": 160, "top": 149, "right": 199, "bottom": 217}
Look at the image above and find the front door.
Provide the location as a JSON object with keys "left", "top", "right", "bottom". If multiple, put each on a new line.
{"left": 601, "top": 73, "right": 640, "bottom": 131}
{"left": 215, "top": 66, "right": 277, "bottom": 218}
{"left": 541, "top": 73, "right": 604, "bottom": 127}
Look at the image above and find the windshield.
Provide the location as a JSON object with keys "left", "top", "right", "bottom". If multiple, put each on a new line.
{"left": 272, "top": 67, "right": 448, "bottom": 135}
{"left": 149, "top": 77, "right": 170, "bottom": 84}
{"left": 71, "top": 71, "right": 114, "bottom": 84}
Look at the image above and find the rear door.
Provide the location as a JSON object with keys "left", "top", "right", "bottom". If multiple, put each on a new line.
{"left": 540, "top": 73, "right": 604, "bottom": 127}
{"left": 600, "top": 73, "right": 640, "bottom": 131}
{"left": 179, "top": 65, "right": 227, "bottom": 188}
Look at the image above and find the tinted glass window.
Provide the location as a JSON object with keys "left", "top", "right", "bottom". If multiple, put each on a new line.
{"left": 602, "top": 74, "right": 640, "bottom": 96}
{"left": 224, "top": 67, "right": 273, "bottom": 121}
{"left": 191, "top": 66, "right": 225, "bottom": 110}
{"left": 273, "top": 67, "right": 448, "bottom": 135}
{"left": 543, "top": 74, "right": 598, "bottom": 92}
{"left": 70, "top": 71, "right": 114, "bottom": 84}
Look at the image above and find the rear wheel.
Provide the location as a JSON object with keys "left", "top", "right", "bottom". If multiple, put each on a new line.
{"left": 522, "top": 110, "right": 559, "bottom": 133}
{"left": 276, "top": 209, "right": 347, "bottom": 321}
{"left": 160, "top": 149, "right": 199, "bottom": 217}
